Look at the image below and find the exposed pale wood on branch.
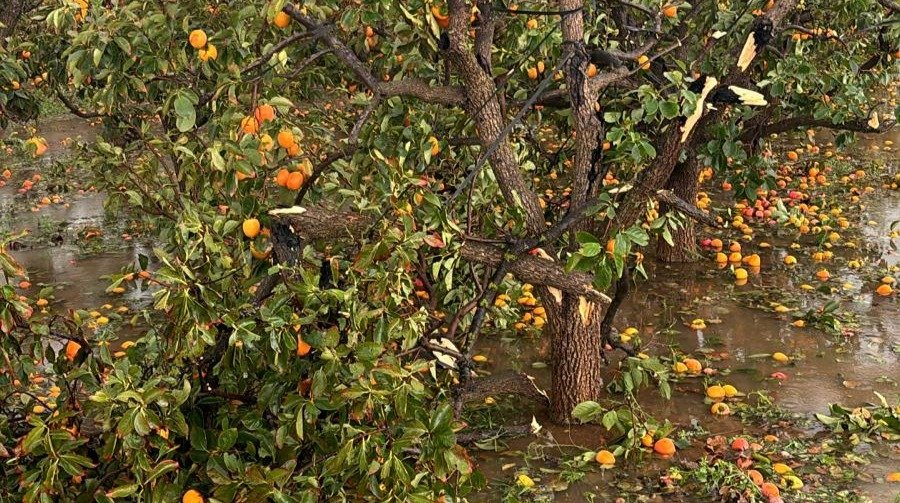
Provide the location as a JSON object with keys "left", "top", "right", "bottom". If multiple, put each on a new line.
{"left": 458, "top": 241, "right": 612, "bottom": 305}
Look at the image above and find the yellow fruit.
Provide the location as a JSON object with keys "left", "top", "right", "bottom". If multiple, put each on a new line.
{"left": 516, "top": 473, "right": 535, "bottom": 488}
{"left": 772, "top": 352, "right": 789, "bottom": 363}
{"left": 745, "top": 254, "right": 761, "bottom": 268}
{"left": 886, "top": 472, "right": 900, "bottom": 482}
{"left": 641, "top": 433, "right": 654, "bottom": 447}
{"left": 595, "top": 449, "right": 615, "bottom": 466}
{"left": 273, "top": 11, "right": 291, "bottom": 28}
{"left": 242, "top": 218, "right": 261, "bottom": 238}
{"left": 722, "top": 384, "right": 738, "bottom": 397}
{"left": 188, "top": 29, "right": 208, "bottom": 49}
{"left": 527, "top": 66, "right": 538, "bottom": 80}
{"left": 637, "top": 55, "right": 650, "bottom": 70}
{"left": 673, "top": 362, "right": 688, "bottom": 373}
{"left": 706, "top": 385, "right": 726, "bottom": 400}
{"left": 783, "top": 255, "right": 797, "bottom": 265}
{"left": 734, "top": 268, "right": 748, "bottom": 280}
{"left": 773, "top": 463, "right": 791, "bottom": 475}
{"left": 715, "top": 252, "right": 728, "bottom": 263}
{"left": 36, "top": 298, "right": 49, "bottom": 307}
{"left": 199, "top": 43, "right": 218, "bottom": 61}
{"left": 240, "top": 116, "right": 260, "bottom": 135}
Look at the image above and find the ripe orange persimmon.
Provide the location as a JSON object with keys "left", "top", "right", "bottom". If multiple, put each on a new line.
{"left": 242, "top": 218, "right": 261, "bottom": 238}
{"left": 65, "top": 340, "right": 82, "bottom": 362}
{"left": 662, "top": 5, "right": 677, "bottom": 17}
{"left": 277, "top": 130, "right": 295, "bottom": 148}
{"left": 240, "top": 116, "right": 260, "bottom": 135}
{"left": 275, "top": 168, "right": 290, "bottom": 186}
{"left": 254, "top": 104, "right": 275, "bottom": 123}
{"left": 273, "top": 11, "right": 291, "bottom": 28}
{"left": 653, "top": 438, "right": 676, "bottom": 456}
{"left": 183, "top": 489, "right": 204, "bottom": 503}
{"left": 297, "top": 335, "right": 312, "bottom": 356}
{"left": 286, "top": 171, "right": 304, "bottom": 190}
{"left": 188, "top": 29, "right": 208, "bottom": 49}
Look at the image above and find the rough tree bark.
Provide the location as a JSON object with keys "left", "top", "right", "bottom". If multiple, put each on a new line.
{"left": 0, "top": 0, "right": 33, "bottom": 45}
{"left": 657, "top": 155, "right": 701, "bottom": 262}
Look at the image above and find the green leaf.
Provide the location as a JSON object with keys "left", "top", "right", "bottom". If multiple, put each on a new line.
{"left": 174, "top": 95, "right": 196, "bottom": 132}
{"left": 106, "top": 484, "right": 139, "bottom": 498}
{"left": 571, "top": 401, "right": 604, "bottom": 423}
{"left": 218, "top": 428, "right": 238, "bottom": 450}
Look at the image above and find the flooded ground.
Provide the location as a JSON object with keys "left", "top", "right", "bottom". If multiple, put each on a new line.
{"left": 1, "top": 115, "right": 150, "bottom": 312}
{"left": 467, "top": 132, "right": 899, "bottom": 501}
{"left": 2, "top": 116, "right": 897, "bottom": 501}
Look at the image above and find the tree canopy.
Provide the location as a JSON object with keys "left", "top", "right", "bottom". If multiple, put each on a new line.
{"left": 0, "top": 0, "right": 897, "bottom": 501}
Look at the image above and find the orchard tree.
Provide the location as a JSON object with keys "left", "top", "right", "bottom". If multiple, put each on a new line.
{"left": 1, "top": 0, "right": 897, "bottom": 500}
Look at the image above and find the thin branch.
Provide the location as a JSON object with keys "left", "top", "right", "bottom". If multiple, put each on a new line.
{"left": 55, "top": 89, "right": 104, "bottom": 119}
{"left": 449, "top": 53, "right": 572, "bottom": 201}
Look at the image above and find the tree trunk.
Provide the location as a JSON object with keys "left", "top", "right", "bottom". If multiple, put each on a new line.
{"left": 657, "top": 156, "right": 699, "bottom": 262}
{"left": 0, "top": 0, "right": 29, "bottom": 45}
{"left": 542, "top": 288, "right": 604, "bottom": 423}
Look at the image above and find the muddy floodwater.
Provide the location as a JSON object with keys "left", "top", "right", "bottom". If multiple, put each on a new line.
{"left": 1, "top": 116, "right": 152, "bottom": 312}
{"left": 3, "top": 116, "right": 898, "bottom": 502}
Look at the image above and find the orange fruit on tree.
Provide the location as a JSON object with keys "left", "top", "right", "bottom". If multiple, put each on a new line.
{"left": 662, "top": 4, "right": 677, "bottom": 17}
{"left": 242, "top": 218, "right": 261, "bottom": 238}
{"left": 240, "top": 116, "right": 260, "bottom": 135}
{"left": 254, "top": 104, "right": 276, "bottom": 123}
{"left": 65, "top": 341, "right": 82, "bottom": 362}
{"left": 653, "top": 438, "right": 676, "bottom": 456}
{"left": 275, "top": 168, "right": 290, "bottom": 187}
{"left": 183, "top": 489, "right": 204, "bottom": 503}
{"left": 277, "top": 130, "right": 295, "bottom": 149}
{"left": 297, "top": 335, "right": 312, "bottom": 356}
{"left": 198, "top": 43, "right": 218, "bottom": 61}
{"left": 273, "top": 11, "right": 291, "bottom": 28}
{"left": 286, "top": 143, "right": 301, "bottom": 157}
{"left": 586, "top": 63, "right": 598, "bottom": 78}
{"left": 637, "top": 55, "right": 650, "bottom": 70}
{"left": 526, "top": 66, "right": 538, "bottom": 80}
{"left": 188, "top": 29, "right": 208, "bottom": 49}
{"left": 286, "top": 171, "right": 304, "bottom": 190}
